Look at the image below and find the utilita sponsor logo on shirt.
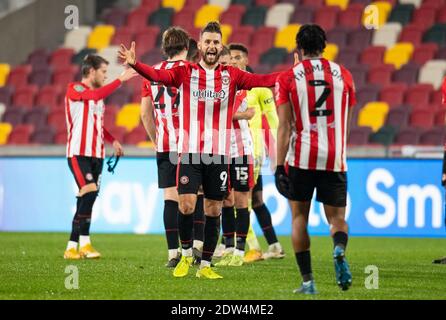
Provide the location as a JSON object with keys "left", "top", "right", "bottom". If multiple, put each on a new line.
{"left": 192, "top": 89, "right": 227, "bottom": 101}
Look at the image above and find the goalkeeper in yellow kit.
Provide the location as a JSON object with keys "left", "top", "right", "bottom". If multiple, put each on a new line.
{"left": 218, "top": 43, "right": 285, "bottom": 262}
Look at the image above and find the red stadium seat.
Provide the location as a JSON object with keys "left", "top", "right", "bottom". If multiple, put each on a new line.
{"left": 250, "top": 26, "right": 277, "bottom": 54}
{"left": 355, "top": 85, "right": 380, "bottom": 107}
{"left": 385, "top": 107, "right": 409, "bottom": 129}
{"left": 229, "top": 25, "right": 255, "bottom": 46}
{"left": 49, "top": 48, "right": 75, "bottom": 70}
{"left": 379, "top": 84, "right": 408, "bottom": 107}
{"left": 367, "top": 65, "right": 395, "bottom": 86}
{"left": 124, "top": 125, "right": 148, "bottom": 145}
{"left": 27, "top": 49, "right": 49, "bottom": 67}
{"left": 12, "top": 85, "right": 38, "bottom": 109}
{"left": 412, "top": 7, "right": 436, "bottom": 30}
{"left": 419, "top": 128, "right": 445, "bottom": 145}
{"left": 256, "top": 0, "right": 277, "bottom": 6}
{"left": 393, "top": 127, "right": 421, "bottom": 145}
{"left": 104, "top": 105, "right": 119, "bottom": 129}
{"left": 183, "top": 0, "right": 207, "bottom": 12}
{"left": 47, "top": 109, "right": 66, "bottom": 133}
{"left": 405, "top": 84, "right": 434, "bottom": 108}
{"left": 107, "top": 126, "right": 127, "bottom": 143}
{"left": 348, "top": 127, "right": 373, "bottom": 145}
{"left": 411, "top": 43, "right": 438, "bottom": 65}
{"left": 336, "top": 48, "right": 361, "bottom": 68}
{"left": 111, "top": 27, "right": 134, "bottom": 46}
{"left": 140, "top": 0, "right": 161, "bottom": 12}
{"left": 431, "top": 89, "right": 443, "bottom": 105}
{"left": 24, "top": 108, "right": 48, "bottom": 130}
{"left": 349, "top": 65, "right": 369, "bottom": 90}
{"left": 52, "top": 66, "right": 79, "bottom": 89}
{"left": 1, "top": 108, "right": 26, "bottom": 127}
{"left": 35, "top": 85, "right": 61, "bottom": 109}
{"left": 409, "top": 110, "right": 435, "bottom": 128}
{"left": 399, "top": 25, "right": 424, "bottom": 46}
{"left": 434, "top": 109, "right": 446, "bottom": 126}
{"left": 220, "top": 5, "right": 246, "bottom": 27}
{"left": 30, "top": 127, "right": 55, "bottom": 144}
{"left": 437, "top": 6, "right": 446, "bottom": 23}
{"left": 360, "top": 46, "right": 386, "bottom": 67}
{"left": 54, "top": 131, "right": 68, "bottom": 144}
{"left": 126, "top": 8, "right": 151, "bottom": 33}
{"left": 347, "top": 29, "right": 373, "bottom": 49}
{"left": 423, "top": 0, "right": 446, "bottom": 9}
{"left": 7, "top": 124, "right": 34, "bottom": 145}
{"left": 7, "top": 65, "right": 32, "bottom": 89}
{"left": 29, "top": 69, "right": 52, "bottom": 87}
{"left": 326, "top": 28, "right": 348, "bottom": 49}
{"left": 338, "top": 4, "right": 364, "bottom": 29}
{"left": 301, "top": 0, "right": 324, "bottom": 9}
{"left": 290, "top": 6, "right": 314, "bottom": 24}
{"left": 314, "top": 6, "right": 340, "bottom": 32}
{"left": 172, "top": 9, "right": 196, "bottom": 31}
{"left": 134, "top": 27, "right": 160, "bottom": 55}
{"left": 392, "top": 62, "right": 419, "bottom": 85}
{"left": 103, "top": 8, "right": 128, "bottom": 28}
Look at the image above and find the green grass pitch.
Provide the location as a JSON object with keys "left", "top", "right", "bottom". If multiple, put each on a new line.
{"left": 1, "top": 232, "right": 446, "bottom": 300}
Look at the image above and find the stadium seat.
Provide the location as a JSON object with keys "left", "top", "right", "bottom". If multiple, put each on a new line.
{"left": 2, "top": 108, "right": 26, "bottom": 127}
{"left": 30, "top": 127, "right": 55, "bottom": 144}
{"left": 301, "top": 0, "right": 325, "bottom": 8}
{"left": 149, "top": 7, "right": 175, "bottom": 32}
{"left": 362, "top": 1, "right": 393, "bottom": 28}
{"left": 431, "top": 89, "right": 443, "bottom": 105}
{"left": 6, "top": 65, "right": 32, "bottom": 89}
{"left": 338, "top": 4, "right": 364, "bottom": 29}
{"left": 251, "top": 26, "right": 277, "bottom": 54}
{"left": 140, "top": 49, "right": 164, "bottom": 66}
{"left": 422, "top": 23, "right": 446, "bottom": 46}
{"left": 355, "top": 85, "right": 380, "bottom": 107}
{"left": 290, "top": 6, "right": 314, "bottom": 25}
{"left": 372, "top": 22, "right": 402, "bottom": 48}
{"left": 409, "top": 110, "right": 435, "bottom": 129}
{"left": 126, "top": 8, "right": 151, "bottom": 33}
{"left": 162, "top": 0, "right": 186, "bottom": 11}
{"left": 368, "top": 64, "right": 395, "bottom": 86}
{"left": 47, "top": 109, "right": 66, "bottom": 133}
{"left": 322, "top": 43, "right": 339, "bottom": 61}
{"left": 348, "top": 29, "right": 373, "bottom": 49}
{"left": 111, "top": 27, "right": 134, "bottom": 47}
{"left": 336, "top": 48, "right": 361, "bottom": 69}
{"left": 13, "top": 86, "right": 38, "bottom": 109}
{"left": 106, "top": 89, "right": 132, "bottom": 107}
{"left": 29, "top": 69, "right": 52, "bottom": 87}
{"left": 314, "top": 6, "right": 340, "bottom": 32}
{"left": 134, "top": 27, "right": 160, "bottom": 55}
{"left": 64, "top": 26, "right": 93, "bottom": 53}
{"left": 360, "top": 46, "right": 386, "bottom": 67}
{"left": 358, "top": 101, "right": 389, "bottom": 131}
{"left": 27, "top": 49, "right": 49, "bottom": 68}
{"left": 87, "top": 25, "right": 115, "bottom": 51}
{"left": 209, "top": 0, "right": 232, "bottom": 10}
{"left": 438, "top": 6, "right": 446, "bottom": 23}
{"left": 411, "top": 43, "right": 438, "bottom": 65}
{"left": 0, "top": 63, "right": 10, "bottom": 87}
{"left": 183, "top": 0, "right": 207, "bottom": 11}
{"left": 107, "top": 126, "right": 127, "bottom": 143}
{"left": 0, "top": 86, "right": 13, "bottom": 106}
{"left": 435, "top": 46, "right": 446, "bottom": 59}
{"left": 369, "top": 125, "right": 396, "bottom": 146}
{"left": 398, "top": 25, "right": 423, "bottom": 46}
{"left": 52, "top": 66, "right": 79, "bottom": 89}
{"left": 195, "top": 5, "right": 224, "bottom": 28}
{"left": 35, "top": 85, "right": 61, "bottom": 110}
{"left": 419, "top": 127, "right": 445, "bottom": 145}
{"left": 242, "top": 6, "right": 268, "bottom": 27}
{"left": 0, "top": 122, "right": 12, "bottom": 145}
{"left": 384, "top": 42, "right": 414, "bottom": 69}
{"left": 7, "top": 124, "right": 34, "bottom": 145}
{"left": 385, "top": 106, "right": 410, "bottom": 129}
{"left": 348, "top": 127, "right": 373, "bottom": 145}
{"left": 379, "top": 83, "right": 408, "bottom": 107}
{"left": 229, "top": 25, "right": 255, "bottom": 47}
{"left": 103, "top": 8, "right": 128, "bottom": 28}
{"left": 219, "top": 5, "right": 246, "bottom": 27}
{"left": 54, "top": 131, "right": 68, "bottom": 144}
{"left": 405, "top": 84, "right": 434, "bottom": 108}
{"left": 221, "top": 24, "right": 233, "bottom": 44}
{"left": 116, "top": 103, "right": 141, "bottom": 132}
{"left": 393, "top": 127, "right": 421, "bottom": 145}
{"left": 124, "top": 125, "right": 148, "bottom": 145}
{"left": 418, "top": 60, "right": 446, "bottom": 89}
{"left": 411, "top": 7, "right": 436, "bottom": 30}
{"left": 434, "top": 109, "right": 446, "bottom": 126}
{"left": 349, "top": 65, "right": 369, "bottom": 89}
{"left": 260, "top": 48, "right": 288, "bottom": 66}
{"left": 49, "top": 48, "right": 75, "bottom": 70}
{"left": 387, "top": 4, "right": 415, "bottom": 26}
{"left": 326, "top": 0, "right": 349, "bottom": 10}
{"left": 392, "top": 62, "right": 419, "bottom": 85}
{"left": 274, "top": 24, "right": 299, "bottom": 52}
{"left": 265, "top": 3, "right": 294, "bottom": 29}
{"left": 104, "top": 105, "right": 119, "bottom": 129}
{"left": 24, "top": 108, "right": 48, "bottom": 130}
{"left": 327, "top": 28, "right": 348, "bottom": 48}
{"left": 140, "top": 0, "right": 162, "bottom": 12}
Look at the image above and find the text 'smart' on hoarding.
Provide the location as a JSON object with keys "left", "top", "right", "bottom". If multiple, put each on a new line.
{"left": 0, "top": 158, "right": 444, "bottom": 237}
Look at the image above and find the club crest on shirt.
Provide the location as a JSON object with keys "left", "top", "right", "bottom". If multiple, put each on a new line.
{"left": 86, "top": 173, "right": 94, "bottom": 181}
{"left": 180, "top": 176, "right": 189, "bottom": 185}
{"left": 191, "top": 76, "right": 200, "bottom": 83}
{"left": 221, "top": 75, "right": 230, "bottom": 86}
{"left": 74, "top": 85, "right": 85, "bottom": 92}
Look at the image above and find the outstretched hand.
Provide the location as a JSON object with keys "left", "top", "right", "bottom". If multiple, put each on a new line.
{"left": 118, "top": 41, "right": 136, "bottom": 66}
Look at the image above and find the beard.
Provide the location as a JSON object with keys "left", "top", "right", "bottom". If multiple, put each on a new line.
{"left": 201, "top": 49, "right": 220, "bottom": 65}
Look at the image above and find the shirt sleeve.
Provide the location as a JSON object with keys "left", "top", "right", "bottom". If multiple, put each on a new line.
{"left": 66, "top": 79, "right": 122, "bottom": 101}
{"left": 103, "top": 128, "right": 116, "bottom": 143}
{"left": 132, "top": 62, "right": 185, "bottom": 88}
{"left": 232, "top": 67, "right": 281, "bottom": 90}
{"left": 141, "top": 80, "right": 153, "bottom": 99}
{"left": 341, "top": 66, "right": 356, "bottom": 107}
{"left": 274, "top": 71, "right": 291, "bottom": 106}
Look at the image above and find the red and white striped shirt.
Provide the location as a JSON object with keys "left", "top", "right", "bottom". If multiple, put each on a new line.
{"left": 442, "top": 76, "right": 446, "bottom": 105}
{"left": 65, "top": 80, "right": 120, "bottom": 158}
{"left": 132, "top": 62, "right": 279, "bottom": 156}
{"left": 230, "top": 90, "right": 253, "bottom": 158}
{"left": 275, "top": 58, "right": 356, "bottom": 172}
{"left": 141, "top": 60, "right": 185, "bottom": 152}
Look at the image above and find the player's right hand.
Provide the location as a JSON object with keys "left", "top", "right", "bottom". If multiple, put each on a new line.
{"left": 118, "top": 68, "right": 138, "bottom": 82}
{"left": 274, "top": 165, "right": 291, "bottom": 199}
{"left": 118, "top": 41, "right": 136, "bottom": 66}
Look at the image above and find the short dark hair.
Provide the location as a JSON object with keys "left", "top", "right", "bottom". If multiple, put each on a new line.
{"left": 82, "top": 55, "right": 109, "bottom": 77}
{"left": 200, "top": 21, "right": 222, "bottom": 37}
{"left": 220, "top": 45, "right": 230, "bottom": 57}
{"left": 228, "top": 43, "right": 248, "bottom": 55}
{"left": 296, "top": 24, "right": 327, "bottom": 56}
{"left": 186, "top": 38, "right": 199, "bottom": 62}
{"left": 161, "top": 26, "right": 190, "bottom": 59}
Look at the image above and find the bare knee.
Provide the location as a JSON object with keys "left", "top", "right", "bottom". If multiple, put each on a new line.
{"left": 204, "top": 199, "right": 222, "bottom": 217}
{"left": 79, "top": 183, "right": 98, "bottom": 197}
{"left": 179, "top": 195, "right": 197, "bottom": 215}
{"left": 234, "top": 192, "right": 249, "bottom": 209}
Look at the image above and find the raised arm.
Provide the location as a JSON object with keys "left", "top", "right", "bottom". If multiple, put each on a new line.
{"left": 233, "top": 67, "right": 281, "bottom": 90}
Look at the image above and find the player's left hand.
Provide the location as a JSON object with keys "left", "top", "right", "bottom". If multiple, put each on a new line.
{"left": 113, "top": 140, "right": 124, "bottom": 157}
{"left": 118, "top": 41, "right": 136, "bottom": 66}
{"left": 274, "top": 165, "right": 291, "bottom": 199}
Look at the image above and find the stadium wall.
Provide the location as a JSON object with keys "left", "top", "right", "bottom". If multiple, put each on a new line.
{"left": 0, "top": 157, "right": 444, "bottom": 238}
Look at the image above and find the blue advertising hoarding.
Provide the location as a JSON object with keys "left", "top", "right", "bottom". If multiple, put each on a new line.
{"left": 0, "top": 157, "right": 444, "bottom": 237}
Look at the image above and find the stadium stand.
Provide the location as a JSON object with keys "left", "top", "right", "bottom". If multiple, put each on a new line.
{"left": 0, "top": 0, "right": 445, "bottom": 148}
